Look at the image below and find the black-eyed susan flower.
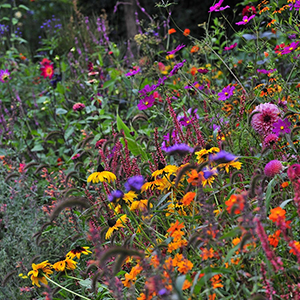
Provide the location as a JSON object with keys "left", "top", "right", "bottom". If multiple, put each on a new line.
{"left": 195, "top": 147, "right": 220, "bottom": 164}
{"left": 87, "top": 165, "right": 116, "bottom": 184}
{"left": 52, "top": 256, "right": 77, "bottom": 272}
{"left": 27, "top": 260, "right": 53, "bottom": 287}
{"left": 130, "top": 196, "right": 152, "bottom": 212}
{"left": 151, "top": 164, "right": 178, "bottom": 179}
{"left": 67, "top": 246, "right": 92, "bottom": 259}
{"left": 218, "top": 160, "right": 242, "bottom": 173}
{"left": 106, "top": 214, "right": 128, "bottom": 239}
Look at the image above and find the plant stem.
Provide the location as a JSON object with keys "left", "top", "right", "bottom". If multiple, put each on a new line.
{"left": 46, "top": 276, "right": 92, "bottom": 300}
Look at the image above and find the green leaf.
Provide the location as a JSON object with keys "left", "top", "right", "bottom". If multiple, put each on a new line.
{"left": 64, "top": 127, "right": 74, "bottom": 141}
{"left": 0, "top": 3, "right": 11, "bottom": 8}
{"left": 31, "top": 144, "right": 44, "bottom": 152}
{"left": 56, "top": 108, "right": 68, "bottom": 115}
{"left": 79, "top": 278, "right": 92, "bottom": 288}
{"left": 12, "top": 18, "right": 18, "bottom": 25}
{"left": 61, "top": 61, "right": 67, "bottom": 72}
{"left": 175, "top": 275, "right": 185, "bottom": 297}
{"left": 18, "top": 4, "right": 30, "bottom": 10}
{"left": 102, "top": 79, "right": 115, "bottom": 89}
{"left": 56, "top": 82, "right": 65, "bottom": 94}
{"left": 265, "top": 178, "right": 276, "bottom": 213}
{"left": 116, "top": 115, "right": 148, "bottom": 161}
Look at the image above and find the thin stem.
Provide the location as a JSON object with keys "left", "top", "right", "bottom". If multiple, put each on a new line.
{"left": 46, "top": 276, "right": 92, "bottom": 300}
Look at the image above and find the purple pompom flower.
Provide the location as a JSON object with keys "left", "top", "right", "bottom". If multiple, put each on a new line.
{"left": 264, "top": 160, "right": 283, "bottom": 177}
{"left": 209, "top": 150, "right": 236, "bottom": 164}
{"left": 125, "top": 175, "right": 144, "bottom": 192}
{"left": 108, "top": 190, "right": 124, "bottom": 203}
{"left": 164, "top": 143, "right": 194, "bottom": 156}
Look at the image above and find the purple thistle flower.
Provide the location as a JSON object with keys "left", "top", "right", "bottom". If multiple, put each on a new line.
{"left": 218, "top": 85, "right": 235, "bottom": 101}
{"left": 108, "top": 190, "right": 124, "bottom": 203}
{"left": 137, "top": 95, "right": 155, "bottom": 110}
{"left": 209, "top": 150, "right": 236, "bottom": 164}
{"left": 125, "top": 175, "right": 144, "bottom": 192}
{"left": 251, "top": 103, "right": 281, "bottom": 136}
{"left": 164, "top": 143, "right": 194, "bottom": 156}
{"left": 272, "top": 118, "right": 291, "bottom": 135}
{"left": 209, "top": 0, "right": 230, "bottom": 12}
{"left": 236, "top": 15, "right": 255, "bottom": 25}
{"left": 224, "top": 42, "right": 237, "bottom": 51}
{"left": 167, "top": 44, "right": 186, "bottom": 55}
{"left": 0, "top": 69, "right": 10, "bottom": 83}
{"left": 202, "top": 167, "right": 218, "bottom": 179}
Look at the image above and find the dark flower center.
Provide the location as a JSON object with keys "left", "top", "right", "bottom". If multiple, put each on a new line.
{"left": 263, "top": 115, "right": 271, "bottom": 122}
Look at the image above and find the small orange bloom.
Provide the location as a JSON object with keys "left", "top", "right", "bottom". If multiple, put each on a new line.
{"left": 268, "top": 230, "right": 281, "bottom": 248}
{"left": 190, "top": 67, "right": 198, "bottom": 76}
{"left": 264, "top": 51, "right": 269, "bottom": 57}
{"left": 183, "top": 28, "right": 190, "bottom": 36}
{"left": 209, "top": 294, "right": 216, "bottom": 300}
{"left": 182, "top": 279, "right": 192, "bottom": 290}
{"left": 190, "top": 45, "right": 200, "bottom": 53}
{"left": 290, "top": 241, "right": 300, "bottom": 255}
{"left": 281, "top": 181, "right": 289, "bottom": 188}
{"left": 167, "top": 220, "right": 185, "bottom": 236}
{"left": 211, "top": 274, "right": 223, "bottom": 289}
{"left": 168, "top": 28, "right": 176, "bottom": 34}
{"left": 187, "top": 169, "right": 200, "bottom": 186}
{"left": 269, "top": 207, "right": 286, "bottom": 223}
{"left": 225, "top": 194, "right": 244, "bottom": 214}
{"left": 182, "top": 192, "right": 196, "bottom": 206}
{"left": 201, "top": 247, "right": 214, "bottom": 260}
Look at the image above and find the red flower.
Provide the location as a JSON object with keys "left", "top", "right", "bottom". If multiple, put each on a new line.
{"left": 242, "top": 5, "right": 256, "bottom": 17}
{"left": 40, "top": 63, "right": 54, "bottom": 79}
{"left": 183, "top": 28, "right": 190, "bottom": 36}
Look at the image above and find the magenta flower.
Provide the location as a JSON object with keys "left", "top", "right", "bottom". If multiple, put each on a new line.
{"left": 0, "top": 69, "right": 10, "bottom": 83}
{"left": 224, "top": 43, "right": 237, "bottom": 51}
{"left": 272, "top": 118, "right": 291, "bottom": 135}
{"left": 251, "top": 103, "right": 281, "bottom": 136}
{"left": 167, "top": 44, "right": 186, "bottom": 55}
{"left": 281, "top": 41, "right": 300, "bottom": 54}
{"left": 257, "top": 69, "right": 277, "bottom": 74}
{"left": 197, "top": 68, "right": 209, "bottom": 74}
{"left": 137, "top": 95, "right": 155, "bottom": 110}
{"left": 218, "top": 85, "right": 235, "bottom": 101}
{"left": 236, "top": 15, "right": 255, "bottom": 25}
{"left": 209, "top": 0, "right": 230, "bottom": 12}
{"left": 73, "top": 103, "right": 85, "bottom": 112}
{"left": 264, "top": 160, "right": 283, "bottom": 177}
{"left": 263, "top": 134, "right": 279, "bottom": 148}
{"left": 125, "top": 67, "right": 141, "bottom": 77}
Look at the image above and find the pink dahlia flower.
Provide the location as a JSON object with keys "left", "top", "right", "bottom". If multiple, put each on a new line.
{"left": 251, "top": 103, "right": 281, "bottom": 136}
{"left": 264, "top": 160, "right": 283, "bottom": 177}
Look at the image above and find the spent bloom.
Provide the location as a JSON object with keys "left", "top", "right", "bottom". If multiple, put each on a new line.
{"left": 264, "top": 160, "right": 283, "bottom": 177}
{"left": 236, "top": 15, "right": 255, "bottom": 25}
{"left": 242, "top": 5, "right": 256, "bottom": 16}
{"left": 218, "top": 85, "right": 235, "bottom": 101}
{"left": 251, "top": 103, "right": 281, "bottom": 136}
{"left": 209, "top": 0, "right": 230, "bottom": 12}
{"left": 0, "top": 69, "right": 10, "bottom": 83}
{"left": 272, "top": 118, "right": 291, "bottom": 135}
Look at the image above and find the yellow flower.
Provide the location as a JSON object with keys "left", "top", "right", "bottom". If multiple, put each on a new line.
{"left": 53, "top": 257, "right": 77, "bottom": 272}
{"left": 195, "top": 147, "right": 220, "bottom": 164}
{"left": 123, "top": 191, "right": 138, "bottom": 203}
{"left": 218, "top": 160, "right": 242, "bottom": 173}
{"left": 87, "top": 171, "right": 116, "bottom": 184}
{"left": 106, "top": 214, "right": 128, "bottom": 239}
{"left": 152, "top": 165, "right": 178, "bottom": 179}
{"left": 27, "top": 260, "right": 53, "bottom": 287}
{"left": 66, "top": 246, "right": 92, "bottom": 259}
{"left": 130, "top": 199, "right": 151, "bottom": 211}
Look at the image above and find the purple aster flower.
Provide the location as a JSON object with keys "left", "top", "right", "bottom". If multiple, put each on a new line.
{"left": 272, "top": 118, "right": 291, "bottom": 135}
{"left": 251, "top": 103, "right": 281, "bottom": 136}
{"left": 264, "top": 160, "right": 283, "bottom": 177}
{"left": 125, "top": 175, "right": 144, "bottom": 192}
{"left": 125, "top": 67, "right": 141, "bottom": 77}
{"left": 0, "top": 69, "right": 10, "bottom": 83}
{"left": 209, "top": 150, "right": 236, "bottom": 164}
{"left": 167, "top": 44, "right": 186, "bottom": 55}
{"left": 137, "top": 95, "right": 155, "bottom": 110}
{"left": 218, "top": 85, "right": 235, "bottom": 101}
{"left": 281, "top": 41, "right": 300, "bottom": 54}
{"left": 164, "top": 143, "right": 194, "bottom": 156}
{"left": 257, "top": 69, "right": 277, "bottom": 74}
{"left": 169, "top": 59, "right": 186, "bottom": 76}
{"left": 202, "top": 167, "right": 218, "bottom": 179}
{"left": 263, "top": 133, "right": 279, "bottom": 148}
{"left": 108, "top": 190, "right": 124, "bottom": 203}
{"left": 224, "top": 43, "right": 237, "bottom": 51}
{"left": 73, "top": 102, "right": 85, "bottom": 111}
{"left": 288, "top": 34, "right": 297, "bottom": 39}
{"left": 236, "top": 15, "right": 255, "bottom": 25}
{"left": 209, "top": 0, "right": 230, "bottom": 12}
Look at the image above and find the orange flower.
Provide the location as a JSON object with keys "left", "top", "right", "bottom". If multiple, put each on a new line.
{"left": 183, "top": 28, "right": 190, "bottom": 36}
{"left": 167, "top": 220, "right": 185, "bottom": 236}
{"left": 281, "top": 181, "right": 289, "bottom": 188}
{"left": 182, "top": 192, "right": 196, "bottom": 206}
{"left": 269, "top": 207, "right": 286, "bottom": 223}
{"left": 289, "top": 241, "right": 300, "bottom": 255}
{"left": 182, "top": 279, "right": 192, "bottom": 290}
{"left": 211, "top": 274, "right": 223, "bottom": 289}
{"left": 225, "top": 194, "right": 244, "bottom": 214}
{"left": 122, "top": 264, "right": 143, "bottom": 287}
{"left": 190, "top": 45, "right": 200, "bottom": 53}
{"left": 264, "top": 51, "right": 269, "bottom": 57}
{"left": 209, "top": 294, "right": 216, "bottom": 300}
{"left": 168, "top": 28, "right": 176, "bottom": 34}
{"left": 177, "top": 259, "right": 193, "bottom": 274}
{"left": 190, "top": 67, "right": 198, "bottom": 76}
{"left": 201, "top": 247, "right": 214, "bottom": 260}
{"left": 268, "top": 230, "right": 281, "bottom": 248}
{"left": 19, "top": 53, "right": 26, "bottom": 60}
{"left": 187, "top": 169, "right": 200, "bottom": 186}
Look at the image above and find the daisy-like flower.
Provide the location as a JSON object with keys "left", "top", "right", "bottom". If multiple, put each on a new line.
{"left": 272, "top": 118, "right": 291, "bottom": 135}
{"left": 130, "top": 197, "right": 150, "bottom": 211}
{"left": 52, "top": 256, "right": 77, "bottom": 272}
{"left": 224, "top": 43, "right": 237, "bottom": 51}
{"left": 164, "top": 143, "right": 194, "bottom": 156}
{"left": 151, "top": 164, "right": 178, "bottom": 179}
{"left": 264, "top": 160, "right": 283, "bottom": 177}
{"left": 137, "top": 95, "right": 155, "bottom": 110}
{"left": 263, "top": 133, "right": 279, "bottom": 148}
{"left": 209, "top": 0, "right": 230, "bottom": 12}
{"left": 27, "top": 260, "right": 53, "bottom": 287}
{"left": 106, "top": 214, "right": 128, "bottom": 239}
{"left": 218, "top": 160, "right": 242, "bottom": 173}
{"left": 40, "top": 63, "right": 54, "bottom": 79}
{"left": 67, "top": 246, "right": 92, "bottom": 259}
{"left": 183, "top": 29, "right": 190, "bottom": 36}
{"left": 195, "top": 147, "right": 220, "bottom": 164}
{"left": 73, "top": 103, "right": 85, "bottom": 112}
{"left": 125, "top": 175, "right": 144, "bottom": 192}
{"left": 251, "top": 103, "right": 281, "bottom": 136}
{"left": 281, "top": 41, "right": 300, "bottom": 54}
{"left": 218, "top": 85, "right": 235, "bottom": 101}
{"left": 169, "top": 59, "right": 186, "bottom": 76}
{"left": 236, "top": 15, "right": 255, "bottom": 25}
{"left": 0, "top": 69, "right": 10, "bottom": 83}
{"left": 87, "top": 165, "right": 116, "bottom": 184}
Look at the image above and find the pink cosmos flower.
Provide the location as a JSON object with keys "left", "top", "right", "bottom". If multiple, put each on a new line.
{"left": 0, "top": 69, "right": 10, "bottom": 83}
{"left": 272, "top": 118, "right": 291, "bottom": 135}
{"left": 218, "top": 85, "right": 235, "bottom": 101}
{"left": 137, "top": 95, "right": 155, "bottom": 110}
{"left": 236, "top": 15, "right": 255, "bottom": 25}
{"left": 209, "top": 0, "right": 230, "bottom": 12}
{"left": 281, "top": 41, "right": 300, "bottom": 54}
{"left": 251, "top": 103, "right": 281, "bottom": 136}
{"left": 224, "top": 43, "right": 237, "bottom": 51}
